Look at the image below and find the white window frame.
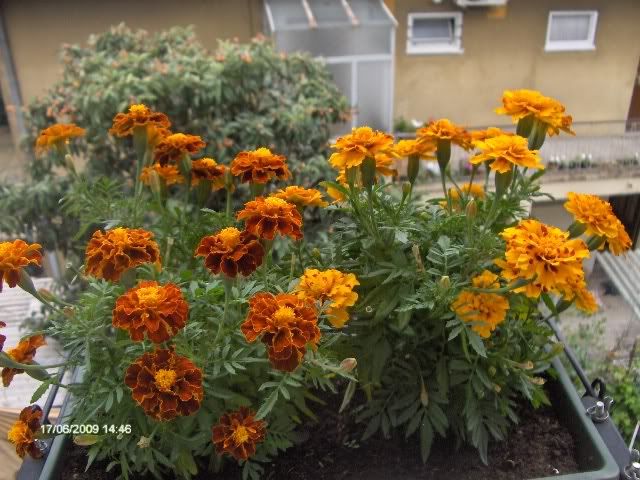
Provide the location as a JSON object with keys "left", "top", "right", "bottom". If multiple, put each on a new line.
{"left": 545, "top": 10, "right": 598, "bottom": 52}
{"left": 406, "top": 12, "right": 463, "bottom": 55}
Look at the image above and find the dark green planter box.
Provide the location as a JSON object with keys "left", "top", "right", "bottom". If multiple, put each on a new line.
{"left": 17, "top": 358, "right": 621, "bottom": 480}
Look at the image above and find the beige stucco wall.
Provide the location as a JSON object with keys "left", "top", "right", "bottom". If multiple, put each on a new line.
{"left": 2, "top": 0, "right": 264, "bottom": 104}
{"left": 392, "top": 0, "right": 640, "bottom": 134}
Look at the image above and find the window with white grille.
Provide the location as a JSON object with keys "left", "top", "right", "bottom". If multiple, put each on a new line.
{"left": 545, "top": 11, "right": 598, "bottom": 52}
{"left": 407, "top": 12, "right": 463, "bottom": 55}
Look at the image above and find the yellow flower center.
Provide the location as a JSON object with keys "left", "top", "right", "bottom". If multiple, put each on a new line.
{"left": 217, "top": 227, "right": 242, "bottom": 249}
{"left": 109, "top": 227, "right": 130, "bottom": 244}
{"left": 254, "top": 147, "right": 272, "bottom": 158}
{"left": 129, "top": 104, "right": 148, "bottom": 114}
{"left": 265, "top": 197, "right": 288, "bottom": 208}
{"left": 154, "top": 369, "right": 177, "bottom": 392}
{"left": 167, "top": 133, "right": 187, "bottom": 142}
{"left": 273, "top": 306, "right": 296, "bottom": 326}
{"left": 7, "top": 421, "right": 29, "bottom": 444}
{"left": 136, "top": 286, "right": 162, "bottom": 306}
{"left": 0, "top": 242, "right": 12, "bottom": 258}
{"left": 232, "top": 425, "right": 250, "bottom": 444}
{"left": 199, "top": 157, "right": 217, "bottom": 167}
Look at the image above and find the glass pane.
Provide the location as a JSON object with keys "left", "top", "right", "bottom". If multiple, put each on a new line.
{"left": 549, "top": 14, "right": 591, "bottom": 42}
{"left": 356, "top": 60, "right": 391, "bottom": 130}
{"left": 308, "top": 0, "right": 350, "bottom": 26}
{"left": 267, "top": 0, "right": 309, "bottom": 30}
{"left": 326, "top": 63, "right": 352, "bottom": 104}
{"left": 349, "top": 0, "right": 393, "bottom": 24}
{"left": 276, "top": 25, "right": 391, "bottom": 56}
{"left": 412, "top": 18, "right": 453, "bottom": 42}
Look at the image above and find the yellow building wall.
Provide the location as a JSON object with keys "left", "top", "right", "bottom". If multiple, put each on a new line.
{"left": 2, "top": 0, "right": 264, "bottom": 103}
{"left": 392, "top": 0, "right": 640, "bottom": 134}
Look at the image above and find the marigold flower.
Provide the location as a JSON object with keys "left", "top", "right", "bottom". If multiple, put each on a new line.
{"left": 109, "top": 104, "right": 171, "bottom": 138}
{"left": 195, "top": 227, "right": 264, "bottom": 277}
{"left": 390, "top": 139, "right": 435, "bottom": 160}
{"left": 451, "top": 270, "right": 509, "bottom": 338}
{"left": 496, "top": 89, "right": 574, "bottom": 136}
{"left": 273, "top": 186, "right": 328, "bottom": 208}
{"left": 563, "top": 278, "right": 598, "bottom": 314}
{"left": 2, "top": 335, "right": 46, "bottom": 387}
{"left": 7, "top": 405, "right": 43, "bottom": 459}
{"left": 449, "top": 183, "right": 486, "bottom": 202}
{"left": 0, "top": 240, "right": 42, "bottom": 292}
{"left": 470, "top": 127, "right": 513, "bottom": 143}
{"left": 191, "top": 157, "right": 227, "bottom": 189}
{"left": 35, "top": 123, "right": 85, "bottom": 155}
{"left": 230, "top": 147, "right": 291, "bottom": 184}
{"left": 564, "top": 192, "right": 631, "bottom": 255}
{"left": 124, "top": 347, "right": 203, "bottom": 421}
{"left": 147, "top": 125, "right": 172, "bottom": 148}
{"left": 237, "top": 197, "right": 303, "bottom": 241}
{"left": 295, "top": 269, "right": 359, "bottom": 328}
{"left": 495, "top": 219, "right": 589, "bottom": 298}
{"left": 154, "top": 133, "right": 205, "bottom": 166}
{"left": 416, "top": 119, "right": 472, "bottom": 150}
{"left": 470, "top": 134, "right": 544, "bottom": 173}
{"left": 140, "top": 164, "right": 184, "bottom": 186}
{"left": 329, "top": 126, "right": 394, "bottom": 171}
{"left": 212, "top": 407, "right": 266, "bottom": 461}
{"left": 84, "top": 228, "right": 161, "bottom": 282}
{"left": 241, "top": 292, "right": 320, "bottom": 371}
{"left": 113, "top": 281, "right": 189, "bottom": 343}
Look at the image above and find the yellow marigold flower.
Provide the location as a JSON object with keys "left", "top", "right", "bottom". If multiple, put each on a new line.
{"left": 495, "top": 219, "right": 589, "bottom": 298}
{"left": 237, "top": 196, "right": 303, "bottom": 241}
{"left": 390, "top": 139, "right": 435, "bottom": 160}
{"left": 230, "top": 147, "right": 290, "bottom": 184}
{"left": 154, "top": 133, "right": 205, "bottom": 166}
{"left": 325, "top": 179, "right": 347, "bottom": 203}
{"left": 563, "top": 278, "right": 598, "bottom": 314}
{"left": 191, "top": 157, "right": 227, "bottom": 189}
{"left": 416, "top": 119, "right": 471, "bottom": 150}
{"left": 470, "top": 127, "right": 513, "bottom": 144}
{"left": 84, "top": 228, "right": 161, "bottom": 282}
{"left": 273, "top": 186, "right": 328, "bottom": 208}
{"left": 7, "top": 405, "right": 43, "bottom": 459}
{"left": 496, "top": 89, "right": 574, "bottom": 136}
{"left": 35, "top": 123, "right": 85, "bottom": 155}
{"left": 451, "top": 270, "right": 509, "bottom": 338}
{"left": 140, "top": 164, "right": 184, "bottom": 186}
{"left": 470, "top": 134, "right": 544, "bottom": 173}
{"left": 564, "top": 192, "right": 631, "bottom": 255}
{"left": 0, "top": 240, "right": 42, "bottom": 292}
{"left": 295, "top": 269, "right": 360, "bottom": 328}
{"left": 329, "top": 126, "right": 394, "bottom": 171}
{"left": 109, "top": 104, "right": 171, "bottom": 138}
{"left": 449, "top": 183, "right": 486, "bottom": 202}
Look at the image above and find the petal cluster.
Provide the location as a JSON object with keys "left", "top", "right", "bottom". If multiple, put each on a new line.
{"left": 237, "top": 196, "right": 303, "bottom": 241}
{"left": 273, "top": 186, "right": 328, "bottom": 208}
{"left": 7, "top": 405, "right": 43, "bottom": 459}
{"left": 449, "top": 183, "right": 485, "bottom": 202}
{"left": 109, "top": 104, "right": 171, "bottom": 138}
{"left": 212, "top": 407, "right": 266, "bottom": 461}
{"left": 470, "top": 134, "right": 544, "bottom": 173}
{"left": 191, "top": 157, "right": 227, "bottom": 189}
{"left": 154, "top": 133, "right": 205, "bottom": 166}
{"left": 329, "top": 126, "right": 394, "bottom": 171}
{"left": 2, "top": 335, "right": 46, "bottom": 387}
{"left": 241, "top": 292, "right": 320, "bottom": 371}
{"left": 0, "top": 240, "right": 42, "bottom": 292}
{"left": 230, "top": 147, "right": 290, "bottom": 184}
{"left": 195, "top": 227, "right": 264, "bottom": 277}
{"left": 140, "top": 164, "right": 184, "bottom": 186}
{"left": 496, "top": 89, "right": 574, "bottom": 136}
{"left": 416, "top": 119, "right": 471, "bottom": 150}
{"left": 390, "top": 139, "right": 435, "bottom": 160}
{"left": 35, "top": 123, "right": 85, "bottom": 155}
{"left": 84, "top": 227, "right": 161, "bottom": 282}
{"left": 124, "top": 347, "right": 203, "bottom": 421}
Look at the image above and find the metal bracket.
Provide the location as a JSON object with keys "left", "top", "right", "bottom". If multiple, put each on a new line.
{"left": 622, "top": 449, "right": 640, "bottom": 480}
{"left": 586, "top": 396, "right": 614, "bottom": 423}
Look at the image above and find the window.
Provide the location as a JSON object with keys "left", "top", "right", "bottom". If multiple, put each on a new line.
{"left": 545, "top": 11, "right": 598, "bottom": 52}
{"left": 407, "top": 12, "right": 463, "bottom": 55}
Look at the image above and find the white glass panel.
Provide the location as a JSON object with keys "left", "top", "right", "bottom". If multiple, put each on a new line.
{"left": 276, "top": 25, "right": 391, "bottom": 56}
{"left": 549, "top": 14, "right": 591, "bottom": 42}
{"left": 308, "top": 0, "right": 350, "bottom": 25}
{"left": 356, "top": 60, "right": 391, "bottom": 130}
{"left": 349, "top": 0, "right": 394, "bottom": 24}
{"left": 412, "top": 18, "right": 453, "bottom": 43}
{"left": 268, "top": 0, "right": 309, "bottom": 29}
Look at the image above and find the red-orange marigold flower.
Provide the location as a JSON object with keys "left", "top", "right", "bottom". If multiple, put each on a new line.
{"left": 237, "top": 197, "right": 303, "bottom": 241}
{"left": 195, "top": 227, "right": 264, "bottom": 278}
{"left": 230, "top": 147, "right": 291, "bottom": 184}
{"left": 7, "top": 405, "right": 44, "bottom": 459}
{"left": 212, "top": 407, "right": 266, "bottom": 461}
{"left": 113, "top": 281, "right": 189, "bottom": 343}
{"left": 191, "top": 157, "right": 227, "bottom": 190}
{"left": 140, "top": 164, "right": 185, "bottom": 186}
{"left": 84, "top": 228, "right": 161, "bottom": 282}
{"left": 35, "top": 123, "right": 85, "bottom": 155}
{"left": 124, "top": 347, "right": 203, "bottom": 421}
{"left": 154, "top": 133, "right": 206, "bottom": 166}
{"left": 273, "top": 186, "right": 328, "bottom": 208}
{"left": 241, "top": 292, "right": 320, "bottom": 372}
{"left": 0, "top": 240, "right": 42, "bottom": 292}
{"left": 2, "top": 335, "right": 46, "bottom": 387}
{"left": 109, "top": 104, "right": 171, "bottom": 138}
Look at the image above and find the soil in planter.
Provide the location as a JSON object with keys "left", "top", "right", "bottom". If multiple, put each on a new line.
{"left": 59, "top": 394, "right": 579, "bottom": 480}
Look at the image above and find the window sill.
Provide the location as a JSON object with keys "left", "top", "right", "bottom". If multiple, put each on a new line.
{"left": 406, "top": 46, "right": 464, "bottom": 56}
{"left": 544, "top": 43, "right": 596, "bottom": 52}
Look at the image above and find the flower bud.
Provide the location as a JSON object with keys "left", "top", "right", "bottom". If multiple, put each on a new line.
{"left": 420, "top": 382, "right": 429, "bottom": 406}
{"left": 436, "top": 139, "right": 451, "bottom": 172}
{"left": 530, "top": 376, "right": 546, "bottom": 385}
{"left": 465, "top": 199, "right": 477, "bottom": 218}
{"left": 402, "top": 182, "right": 412, "bottom": 199}
{"left": 412, "top": 244, "right": 425, "bottom": 273}
{"left": 339, "top": 358, "right": 357, "bottom": 373}
{"left": 550, "top": 342, "right": 565, "bottom": 356}
{"left": 528, "top": 119, "right": 547, "bottom": 150}
{"left": 407, "top": 154, "right": 420, "bottom": 185}
{"left": 567, "top": 221, "right": 587, "bottom": 239}
{"left": 586, "top": 235, "right": 605, "bottom": 251}
{"left": 361, "top": 157, "right": 376, "bottom": 190}
{"left": 439, "top": 275, "right": 451, "bottom": 289}
{"left": 516, "top": 114, "right": 534, "bottom": 138}
{"left": 494, "top": 384, "right": 502, "bottom": 393}
{"left": 311, "top": 248, "right": 321, "bottom": 259}
{"left": 147, "top": 169, "right": 163, "bottom": 197}
{"left": 345, "top": 166, "right": 358, "bottom": 186}
{"left": 494, "top": 168, "right": 513, "bottom": 199}
{"left": 488, "top": 366, "right": 497, "bottom": 376}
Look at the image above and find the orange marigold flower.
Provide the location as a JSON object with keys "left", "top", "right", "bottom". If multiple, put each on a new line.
{"left": 273, "top": 186, "right": 328, "bottom": 208}
{"left": 154, "top": 133, "right": 206, "bottom": 166}
{"left": 212, "top": 407, "right": 266, "bottom": 461}
{"left": 449, "top": 183, "right": 486, "bottom": 202}
{"left": 237, "top": 196, "right": 303, "bottom": 241}
{"left": 2, "top": 335, "right": 46, "bottom": 387}
{"left": 241, "top": 292, "right": 320, "bottom": 372}
{"left": 496, "top": 89, "right": 574, "bottom": 136}
{"left": 390, "top": 139, "right": 435, "bottom": 160}
{"left": 109, "top": 104, "right": 171, "bottom": 138}
{"left": 563, "top": 278, "right": 598, "bottom": 314}
{"left": 470, "top": 134, "right": 544, "bottom": 173}
{"left": 85, "top": 228, "right": 161, "bottom": 282}
{"left": 147, "top": 125, "right": 172, "bottom": 148}
{"left": 564, "top": 192, "right": 631, "bottom": 255}
{"left": 35, "top": 123, "right": 85, "bottom": 155}
{"left": 470, "top": 127, "right": 513, "bottom": 144}
{"left": 140, "top": 164, "right": 184, "bottom": 187}
{"left": 191, "top": 157, "right": 227, "bottom": 189}
{"left": 416, "top": 119, "right": 472, "bottom": 150}
{"left": 329, "top": 126, "right": 394, "bottom": 171}
{"left": 7, "top": 405, "right": 44, "bottom": 459}
{"left": 451, "top": 270, "right": 509, "bottom": 338}
{"left": 295, "top": 269, "right": 359, "bottom": 328}
{"left": 124, "top": 347, "right": 203, "bottom": 421}
{"left": 495, "top": 219, "right": 589, "bottom": 298}
{"left": 230, "top": 147, "right": 291, "bottom": 184}
{"left": 113, "top": 281, "right": 189, "bottom": 343}
{"left": 0, "top": 240, "right": 42, "bottom": 292}
{"left": 195, "top": 227, "right": 264, "bottom": 277}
